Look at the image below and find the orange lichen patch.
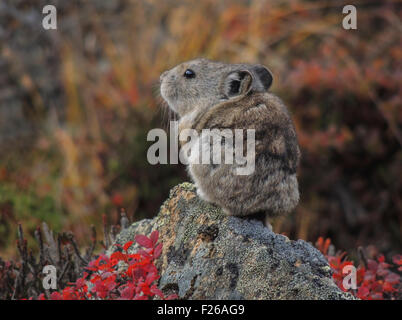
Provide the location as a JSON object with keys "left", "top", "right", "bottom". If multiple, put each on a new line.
{"left": 190, "top": 238, "right": 204, "bottom": 256}
{"left": 179, "top": 190, "right": 196, "bottom": 201}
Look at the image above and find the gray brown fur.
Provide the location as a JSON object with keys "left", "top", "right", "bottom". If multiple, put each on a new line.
{"left": 160, "top": 58, "right": 300, "bottom": 217}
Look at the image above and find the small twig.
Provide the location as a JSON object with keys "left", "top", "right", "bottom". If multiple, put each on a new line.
{"left": 66, "top": 233, "right": 88, "bottom": 265}
{"left": 99, "top": 241, "right": 107, "bottom": 250}
{"left": 44, "top": 289, "right": 51, "bottom": 300}
{"left": 63, "top": 246, "right": 72, "bottom": 282}
{"left": 42, "top": 222, "right": 59, "bottom": 264}
{"left": 11, "top": 274, "right": 19, "bottom": 300}
{"left": 16, "top": 223, "right": 25, "bottom": 258}
{"left": 58, "top": 261, "right": 70, "bottom": 282}
{"left": 34, "top": 226, "right": 44, "bottom": 267}
{"left": 16, "top": 224, "right": 29, "bottom": 296}
{"left": 57, "top": 234, "right": 63, "bottom": 268}
{"left": 27, "top": 250, "right": 37, "bottom": 275}
{"left": 358, "top": 246, "right": 368, "bottom": 268}
{"left": 28, "top": 287, "right": 38, "bottom": 299}
{"left": 85, "top": 225, "right": 97, "bottom": 262}
{"left": 103, "top": 214, "right": 110, "bottom": 249}
{"left": 110, "top": 225, "right": 118, "bottom": 244}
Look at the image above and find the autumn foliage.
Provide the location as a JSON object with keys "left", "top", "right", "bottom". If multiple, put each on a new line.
{"left": 0, "top": 223, "right": 400, "bottom": 300}
{"left": 29, "top": 230, "right": 176, "bottom": 300}
{"left": 25, "top": 234, "right": 402, "bottom": 300}
{"left": 316, "top": 237, "right": 401, "bottom": 300}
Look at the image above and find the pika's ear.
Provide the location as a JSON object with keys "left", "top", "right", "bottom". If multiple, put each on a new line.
{"left": 251, "top": 64, "right": 273, "bottom": 91}
{"left": 223, "top": 70, "right": 253, "bottom": 99}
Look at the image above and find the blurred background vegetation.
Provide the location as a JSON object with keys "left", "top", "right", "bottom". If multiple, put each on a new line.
{"left": 0, "top": 0, "right": 400, "bottom": 259}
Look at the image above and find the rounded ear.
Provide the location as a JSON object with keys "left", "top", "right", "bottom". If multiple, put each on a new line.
{"left": 223, "top": 70, "right": 253, "bottom": 98}
{"left": 251, "top": 64, "right": 273, "bottom": 91}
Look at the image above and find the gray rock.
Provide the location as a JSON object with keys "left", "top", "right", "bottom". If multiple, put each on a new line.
{"left": 111, "top": 182, "right": 355, "bottom": 300}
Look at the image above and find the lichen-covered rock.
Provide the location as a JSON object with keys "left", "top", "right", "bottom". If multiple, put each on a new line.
{"left": 111, "top": 182, "right": 355, "bottom": 300}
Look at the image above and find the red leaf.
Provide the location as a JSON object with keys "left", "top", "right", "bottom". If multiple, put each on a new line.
{"left": 150, "top": 230, "right": 159, "bottom": 246}
{"left": 50, "top": 292, "right": 62, "bottom": 300}
{"left": 123, "top": 241, "right": 134, "bottom": 251}
{"left": 384, "top": 272, "right": 400, "bottom": 284}
{"left": 154, "top": 243, "right": 163, "bottom": 259}
{"left": 367, "top": 259, "right": 378, "bottom": 271}
{"left": 38, "top": 293, "right": 47, "bottom": 300}
{"left": 383, "top": 281, "right": 397, "bottom": 292}
{"left": 119, "top": 285, "right": 134, "bottom": 300}
{"left": 357, "top": 286, "right": 370, "bottom": 299}
{"left": 150, "top": 285, "right": 164, "bottom": 298}
{"left": 135, "top": 235, "right": 153, "bottom": 248}
{"left": 392, "top": 254, "right": 402, "bottom": 265}
{"left": 111, "top": 251, "right": 126, "bottom": 261}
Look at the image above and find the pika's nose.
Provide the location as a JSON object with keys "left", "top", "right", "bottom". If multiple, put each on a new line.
{"left": 160, "top": 71, "right": 168, "bottom": 82}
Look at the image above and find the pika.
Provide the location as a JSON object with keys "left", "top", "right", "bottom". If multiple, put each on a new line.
{"left": 160, "top": 58, "right": 300, "bottom": 218}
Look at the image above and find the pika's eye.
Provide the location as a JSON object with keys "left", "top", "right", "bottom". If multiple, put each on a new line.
{"left": 183, "top": 69, "right": 196, "bottom": 79}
